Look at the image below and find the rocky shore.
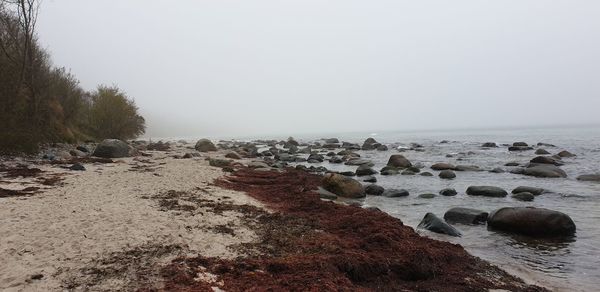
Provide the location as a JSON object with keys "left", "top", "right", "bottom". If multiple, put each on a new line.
{"left": 0, "top": 137, "right": 576, "bottom": 290}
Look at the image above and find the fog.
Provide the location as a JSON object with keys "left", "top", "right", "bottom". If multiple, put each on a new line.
{"left": 37, "top": 0, "right": 600, "bottom": 138}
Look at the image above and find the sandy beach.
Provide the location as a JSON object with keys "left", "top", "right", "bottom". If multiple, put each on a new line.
{"left": 0, "top": 145, "right": 263, "bottom": 291}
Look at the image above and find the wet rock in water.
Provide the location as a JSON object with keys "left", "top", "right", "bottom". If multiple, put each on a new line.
{"left": 261, "top": 150, "right": 273, "bottom": 157}
{"left": 326, "top": 152, "right": 336, "bottom": 157}
{"left": 308, "top": 153, "right": 324, "bottom": 162}
{"left": 431, "top": 163, "right": 455, "bottom": 171}
{"left": 444, "top": 208, "right": 488, "bottom": 225}
{"left": 401, "top": 170, "right": 416, "bottom": 175}
{"left": 490, "top": 167, "right": 505, "bottom": 173}
{"left": 438, "top": 170, "right": 456, "bottom": 179}
{"left": 323, "top": 138, "right": 339, "bottom": 144}
{"left": 512, "top": 192, "right": 535, "bottom": 201}
{"left": 362, "top": 176, "right": 377, "bottom": 183}
{"left": 577, "top": 174, "right": 600, "bottom": 182}
{"left": 337, "top": 149, "right": 358, "bottom": 156}
{"left": 513, "top": 142, "right": 529, "bottom": 147}
{"left": 557, "top": 150, "right": 576, "bottom": 157}
{"left": 386, "top": 154, "right": 412, "bottom": 168}
{"left": 317, "top": 187, "right": 338, "bottom": 200}
{"left": 361, "top": 138, "right": 379, "bottom": 150}
{"left": 356, "top": 164, "right": 377, "bottom": 176}
{"left": 523, "top": 164, "right": 567, "bottom": 178}
{"left": 454, "top": 165, "right": 482, "bottom": 171}
{"left": 439, "top": 188, "right": 457, "bottom": 196}
{"left": 380, "top": 166, "right": 400, "bottom": 176}
{"left": 377, "top": 144, "right": 388, "bottom": 151}
{"left": 417, "top": 213, "right": 461, "bottom": 237}
{"left": 504, "top": 162, "right": 520, "bottom": 167}
{"left": 481, "top": 142, "right": 498, "bottom": 148}
{"left": 530, "top": 156, "right": 563, "bottom": 166}
{"left": 510, "top": 168, "right": 525, "bottom": 175}
{"left": 512, "top": 186, "right": 545, "bottom": 196}
{"left": 535, "top": 148, "right": 550, "bottom": 155}
{"left": 345, "top": 158, "right": 373, "bottom": 166}
{"left": 339, "top": 171, "right": 356, "bottom": 177}
{"left": 69, "top": 163, "right": 86, "bottom": 171}
{"left": 194, "top": 139, "right": 218, "bottom": 152}
{"left": 537, "top": 142, "right": 556, "bottom": 147}
{"left": 420, "top": 172, "right": 433, "bottom": 177}
{"left": 383, "top": 189, "right": 409, "bottom": 197}
{"left": 321, "top": 173, "right": 365, "bottom": 199}
{"left": 508, "top": 146, "right": 533, "bottom": 151}
{"left": 285, "top": 137, "right": 299, "bottom": 147}
{"left": 322, "top": 143, "right": 340, "bottom": 149}
{"left": 225, "top": 151, "right": 242, "bottom": 159}
{"left": 93, "top": 139, "right": 131, "bottom": 158}
{"left": 341, "top": 142, "right": 361, "bottom": 150}
{"left": 209, "top": 158, "right": 232, "bottom": 168}
{"left": 466, "top": 186, "right": 508, "bottom": 197}
{"left": 365, "top": 184, "right": 385, "bottom": 196}
{"left": 418, "top": 193, "right": 436, "bottom": 199}
{"left": 407, "top": 166, "right": 421, "bottom": 173}
{"left": 487, "top": 207, "right": 576, "bottom": 237}
{"left": 328, "top": 156, "right": 344, "bottom": 164}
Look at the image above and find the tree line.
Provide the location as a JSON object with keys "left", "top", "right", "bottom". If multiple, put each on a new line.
{"left": 0, "top": 0, "right": 145, "bottom": 154}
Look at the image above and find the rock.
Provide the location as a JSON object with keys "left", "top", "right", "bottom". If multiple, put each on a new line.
{"left": 93, "top": 139, "right": 131, "bottom": 158}
{"left": 530, "top": 156, "right": 563, "bottom": 166}
{"left": 418, "top": 193, "right": 436, "bottom": 199}
{"left": 209, "top": 158, "right": 232, "bottom": 168}
{"left": 365, "top": 184, "right": 385, "bottom": 196}
{"left": 444, "top": 208, "right": 488, "bottom": 225}
{"left": 439, "top": 188, "right": 457, "bottom": 196}
{"left": 382, "top": 189, "right": 409, "bottom": 197}
{"left": 512, "top": 192, "right": 535, "bottom": 201}
{"left": 513, "top": 142, "right": 529, "bottom": 147}
{"left": 481, "top": 142, "right": 497, "bottom": 148}
{"left": 194, "top": 139, "right": 217, "bottom": 152}
{"left": 537, "top": 142, "right": 556, "bottom": 147}
{"left": 504, "top": 162, "right": 520, "bottom": 167}
{"left": 328, "top": 156, "right": 344, "bottom": 164}
{"left": 356, "top": 164, "right": 378, "bottom": 176}
{"left": 182, "top": 153, "right": 194, "bottom": 159}
{"left": 490, "top": 167, "right": 505, "bottom": 173}
{"left": 345, "top": 159, "right": 373, "bottom": 166}
{"left": 362, "top": 176, "right": 377, "bottom": 183}
{"left": 376, "top": 144, "right": 388, "bottom": 151}
{"left": 326, "top": 152, "right": 336, "bottom": 157}
{"left": 420, "top": 172, "right": 433, "bottom": 177}
{"left": 577, "top": 174, "right": 600, "bottom": 182}
{"left": 487, "top": 207, "right": 576, "bottom": 237}
{"left": 321, "top": 173, "right": 365, "bottom": 199}
{"left": 69, "top": 163, "right": 86, "bottom": 171}
{"left": 76, "top": 145, "right": 90, "bottom": 153}
{"left": 248, "top": 161, "right": 269, "bottom": 169}
{"left": 417, "top": 213, "right": 461, "bottom": 237}
{"left": 431, "top": 163, "right": 455, "bottom": 171}
{"left": 401, "top": 170, "right": 416, "bottom": 175}
{"left": 69, "top": 149, "right": 87, "bottom": 157}
{"left": 317, "top": 187, "right": 338, "bottom": 200}
{"left": 454, "top": 165, "right": 481, "bottom": 171}
{"left": 466, "top": 186, "right": 508, "bottom": 197}
{"left": 324, "top": 138, "right": 339, "bottom": 144}
{"left": 557, "top": 150, "right": 576, "bottom": 157}
{"left": 286, "top": 137, "right": 299, "bottom": 147}
{"left": 147, "top": 141, "right": 170, "bottom": 151}
{"left": 512, "top": 186, "right": 545, "bottom": 196}
{"left": 535, "top": 148, "right": 550, "bottom": 155}
{"left": 342, "top": 142, "right": 361, "bottom": 150}
{"left": 386, "top": 154, "right": 412, "bottom": 168}
{"left": 523, "top": 164, "right": 567, "bottom": 178}
{"left": 361, "top": 138, "right": 378, "bottom": 150}
{"left": 308, "top": 153, "right": 324, "bottom": 162}
{"left": 55, "top": 151, "right": 73, "bottom": 160}
{"left": 439, "top": 170, "right": 456, "bottom": 179}
{"left": 380, "top": 166, "right": 400, "bottom": 176}
{"left": 225, "top": 152, "right": 241, "bottom": 159}
{"left": 339, "top": 171, "right": 356, "bottom": 177}
{"left": 508, "top": 146, "right": 533, "bottom": 151}
{"left": 322, "top": 143, "right": 340, "bottom": 149}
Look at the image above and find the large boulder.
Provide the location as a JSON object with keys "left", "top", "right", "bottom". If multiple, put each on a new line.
{"left": 444, "top": 208, "right": 488, "bottom": 225}
{"left": 466, "top": 186, "right": 508, "bottom": 197}
{"left": 195, "top": 139, "right": 217, "bottom": 152}
{"left": 523, "top": 164, "right": 567, "bottom": 178}
{"left": 387, "top": 154, "right": 412, "bottom": 168}
{"left": 487, "top": 207, "right": 576, "bottom": 237}
{"left": 577, "top": 174, "right": 600, "bottom": 182}
{"left": 431, "top": 163, "right": 455, "bottom": 171}
{"left": 361, "top": 138, "right": 379, "bottom": 150}
{"left": 535, "top": 148, "right": 550, "bottom": 155}
{"left": 530, "top": 156, "right": 563, "bottom": 166}
{"left": 417, "top": 213, "right": 461, "bottom": 237}
{"left": 321, "top": 173, "right": 365, "bottom": 199}
{"left": 93, "top": 139, "right": 131, "bottom": 158}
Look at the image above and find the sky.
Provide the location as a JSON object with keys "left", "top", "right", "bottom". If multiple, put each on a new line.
{"left": 36, "top": 0, "right": 600, "bottom": 138}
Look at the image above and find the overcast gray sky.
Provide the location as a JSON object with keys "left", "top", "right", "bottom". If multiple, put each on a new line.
{"left": 37, "top": 0, "right": 600, "bottom": 138}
